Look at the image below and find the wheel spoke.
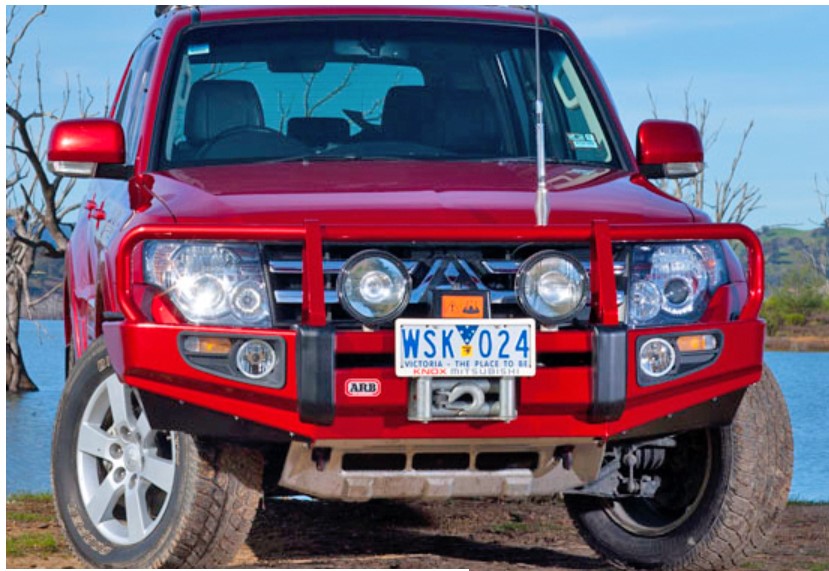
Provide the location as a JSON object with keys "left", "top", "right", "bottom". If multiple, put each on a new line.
{"left": 85, "top": 474, "right": 122, "bottom": 524}
{"left": 125, "top": 483, "right": 151, "bottom": 542}
{"left": 106, "top": 376, "right": 134, "bottom": 427}
{"left": 77, "top": 422, "right": 116, "bottom": 460}
{"left": 135, "top": 412, "right": 152, "bottom": 442}
{"left": 143, "top": 454, "right": 175, "bottom": 492}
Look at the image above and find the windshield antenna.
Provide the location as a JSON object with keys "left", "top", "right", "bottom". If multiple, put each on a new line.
{"left": 533, "top": 5, "right": 548, "bottom": 226}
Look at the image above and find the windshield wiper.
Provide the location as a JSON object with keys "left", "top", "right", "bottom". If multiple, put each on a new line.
{"left": 473, "top": 156, "right": 615, "bottom": 168}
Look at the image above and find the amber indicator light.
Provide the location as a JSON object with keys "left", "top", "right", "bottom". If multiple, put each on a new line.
{"left": 183, "top": 336, "right": 233, "bottom": 355}
{"left": 676, "top": 334, "right": 717, "bottom": 353}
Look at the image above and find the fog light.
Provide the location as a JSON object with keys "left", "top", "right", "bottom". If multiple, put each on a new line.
{"left": 677, "top": 334, "right": 717, "bottom": 352}
{"left": 235, "top": 339, "right": 276, "bottom": 380}
{"left": 639, "top": 338, "right": 676, "bottom": 378}
{"left": 183, "top": 335, "right": 232, "bottom": 355}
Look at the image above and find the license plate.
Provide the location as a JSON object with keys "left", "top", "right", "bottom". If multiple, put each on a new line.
{"left": 394, "top": 319, "right": 536, "bottom": 378}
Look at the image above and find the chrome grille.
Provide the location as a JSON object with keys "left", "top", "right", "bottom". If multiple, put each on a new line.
{"left": 264, "top": 244, "right": 627, "bottom": 329}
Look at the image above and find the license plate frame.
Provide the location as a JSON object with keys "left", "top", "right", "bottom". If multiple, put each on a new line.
{"left": 394, "top": 318, "right": 536, "bottom": 378}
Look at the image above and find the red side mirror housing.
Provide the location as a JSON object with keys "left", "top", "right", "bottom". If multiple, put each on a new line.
{"left": 48, "top": 118, "right": 126, "bottom": 178}
{"left": 636, "top": 119, "right": 704, "bottom": 179}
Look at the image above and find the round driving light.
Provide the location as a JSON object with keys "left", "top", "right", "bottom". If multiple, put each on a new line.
{"left": 359, "top": 270, "right": 394, "bottom": 305}
{"left": 230, "top": 281, "right": 268, "bottom": 323}
{"left": 337, "top": 250, "right": 411, "bottom": 324}
{"left": 630, "top": 280, "right": 662, "bottom": 324}
{"left": 639, "top": 338, "right": 676, "bottom": 378}
{"left": 516, "top": 251, "right": 587, "bottom": 324}
{"left": 235, "top": 339, "right": 277, "bottom": 380}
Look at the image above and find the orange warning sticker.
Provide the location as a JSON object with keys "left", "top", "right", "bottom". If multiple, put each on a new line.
{"left": 441, "top": 295, "right": 485, "bottom": 319}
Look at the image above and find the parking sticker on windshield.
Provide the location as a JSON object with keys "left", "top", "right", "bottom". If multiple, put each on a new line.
{"left": 187, "top": 43, "right": 210, "bottom": 57}
{"left": 566, "top": 132, "right": 599, "bottom": 150}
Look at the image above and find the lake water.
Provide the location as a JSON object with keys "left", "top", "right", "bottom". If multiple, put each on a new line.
{"left": 6, "top": 320, "right": 829, "bottom": 501}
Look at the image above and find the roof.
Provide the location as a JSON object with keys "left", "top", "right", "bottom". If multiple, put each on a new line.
{"left": 157, "top": 5, "right": 570, "bottom": 31}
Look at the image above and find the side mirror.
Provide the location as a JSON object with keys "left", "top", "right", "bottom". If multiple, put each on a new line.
{"left": 47, "top": 118, "right": 128, "bottom": 178}
{"left": 636, "top": 119, "right": 703, "bottom": 179}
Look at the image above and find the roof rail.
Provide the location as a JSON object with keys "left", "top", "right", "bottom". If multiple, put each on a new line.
{"left": 154, "top": 5, "right": 198, "bottom": 19}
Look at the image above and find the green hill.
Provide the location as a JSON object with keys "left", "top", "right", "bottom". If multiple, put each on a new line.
{"left": 756, "top": 225, "right": 829, "bottom": 289}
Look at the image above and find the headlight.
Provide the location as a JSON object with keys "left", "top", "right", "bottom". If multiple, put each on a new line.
{"left": 516, "top": 251, "right": 588, "bottom": 324}
{"left": 143, "top": 241, "right": 271, "bottom": 327}
{"left": 628, "top": 242, "right": 727, "bottom": 326}
{"left": 337, "top": 250, "right": 411, "bottom": 325}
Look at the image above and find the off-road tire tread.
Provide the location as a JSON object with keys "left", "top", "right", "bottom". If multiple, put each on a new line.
{"left": 567, "top": 364, "right": 793, "bottom": 571}
{"left": 53, "top": 338, "right": 264, "bottom": 569}
{"left": 164, "top": 442, "right": 263, "bottom": 568}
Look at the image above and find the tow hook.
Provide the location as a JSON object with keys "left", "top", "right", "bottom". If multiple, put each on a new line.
{"left": 555, "top": 445, "right": 575, "bottom": 470}
{"left": 312, "top": 447, "right": 331, "bottom": 472}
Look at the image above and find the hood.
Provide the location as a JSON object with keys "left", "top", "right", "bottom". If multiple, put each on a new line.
{"left": 149, "top": 161, "right": 694, "bottom": 227}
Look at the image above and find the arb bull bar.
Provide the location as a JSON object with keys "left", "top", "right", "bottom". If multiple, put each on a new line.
{"left": 106, "top": 220, "right": 764, "bottom": 446}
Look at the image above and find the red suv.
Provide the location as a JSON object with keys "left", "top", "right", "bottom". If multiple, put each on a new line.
{"left": 49, "top": 6, "right": 792, "bottom": 569}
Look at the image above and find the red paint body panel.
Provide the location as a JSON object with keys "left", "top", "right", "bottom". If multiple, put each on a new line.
{"left": 636, "top": 120, "right": 704, "bottom": 166}
{"left": 48, "top": 119, "right": 125, "bottom": 165}
{"left": 104, "top": 318, "right": 763, "bottom": 442}
{"left": 154, "top": 163, "right": 691, "bottom": 227}
{"left": 64, "top": 6, "right": 768, "bottom": 447}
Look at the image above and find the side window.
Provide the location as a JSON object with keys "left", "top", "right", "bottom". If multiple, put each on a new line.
{"left": 113, "top": 63, "right": 134, "bottom": 125}
{"left": 118, "top": 34, "right": 160, "bottom": 163}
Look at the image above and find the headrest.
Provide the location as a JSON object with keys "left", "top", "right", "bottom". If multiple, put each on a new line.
{"left": 381, "top": 86, "right": 501, "bottom": 155}
{"left": 184, "top": 80, "right": 264, "bottom": 144}
{"left": 428, "top": 89, "right": 502, "bottom": 155}
{"left": 381, "top": 86, "right": 436, "bottom": 142}
{"left": 287, "top": 117, "right": 350, "bottom": 148}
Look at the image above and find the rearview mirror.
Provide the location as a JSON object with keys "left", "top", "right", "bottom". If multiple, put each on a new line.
{"left": 636, "top": 120, "right": 703, "bottom": 179}
{"left": 47, "top": 118, "right": 127, "bottom": 178}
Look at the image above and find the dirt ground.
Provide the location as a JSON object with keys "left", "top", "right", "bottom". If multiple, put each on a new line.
{"left": 6, "top": 495, "right": 829, "bottom": 570}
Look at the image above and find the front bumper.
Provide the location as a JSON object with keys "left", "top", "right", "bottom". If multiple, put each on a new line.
{"left": 104, "top": 317, "right": 764, "bottom": 442}
{"left": 106, "top": 221, "right": 765, "bottom": 443}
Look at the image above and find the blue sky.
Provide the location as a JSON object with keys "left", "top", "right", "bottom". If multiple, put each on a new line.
{"left": 6, "top": 5, "right": 829, "bottom": 229}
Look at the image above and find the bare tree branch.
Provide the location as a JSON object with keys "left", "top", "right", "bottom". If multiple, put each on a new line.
{"left": 305, "top": 64, "right": 357, "bottom": 117}
{"left": 6, "top": 5, "right": 46, "bottom": 67}
{"left": 27, "top": 282, "right": 63, "bottom": 308}
{"left": 648, "top": 83, "right": 761, "bottom": 223}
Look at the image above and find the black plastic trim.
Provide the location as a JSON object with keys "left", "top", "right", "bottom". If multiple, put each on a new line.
{"left": 589, "top": 324, "right": 627, "bottom": 422}
{"left": 610, "top": 388, "right": 745, "bottom": 442}
{"left": 177, "top": 332, "right": 286, "bottom": 388}
{"left": 295, "top": 325, "right": 336, "bottom": 425}
{"left": 139, "top": 390, "right": 291, "bottom": 442}
{"left": 95, "top": 164, "right": 134, "bottom": 180}
{"left": 636, "top": 330, "right": 723, "bottom": 386}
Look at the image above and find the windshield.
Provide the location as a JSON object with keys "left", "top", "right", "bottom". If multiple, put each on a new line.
{"left": 158, "top": 20, "right": 617, "bottom": 168}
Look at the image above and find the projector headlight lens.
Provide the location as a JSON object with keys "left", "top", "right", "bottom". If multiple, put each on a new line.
{"left": 337, "top": 250, "right": 411, "bottom": 324}
{"left": 143, "top": 241, "right": 271, "bottom": 327}
{"left": 629, "top": 242, "right": 727, "bottom": 326}
{"left": 516, "top": 251, "right": 588, "bottom": 324}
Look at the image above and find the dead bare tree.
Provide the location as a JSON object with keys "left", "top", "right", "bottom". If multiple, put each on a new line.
{"left": 811, "top": 174, "right": 829, "bottom": 230}
{"left": 793, "top": 175, "right": 829, "bottom": 280}
{"left": 6, "top": 6, "right": 97, "bottom": 391}
{"left": 648, "top": 82, "right": 761, "bottom": 224}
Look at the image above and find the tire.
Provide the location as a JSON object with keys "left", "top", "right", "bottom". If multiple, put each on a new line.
{"left": 565, "top": 363, "right": 793, "bottom": 570}
{"left": 52, "top": 338, "right": 264, "bottom": 568}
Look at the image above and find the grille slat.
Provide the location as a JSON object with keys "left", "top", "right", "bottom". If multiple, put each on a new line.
{"left": 264, "top": 244, "right": 628, "bottom": 329}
